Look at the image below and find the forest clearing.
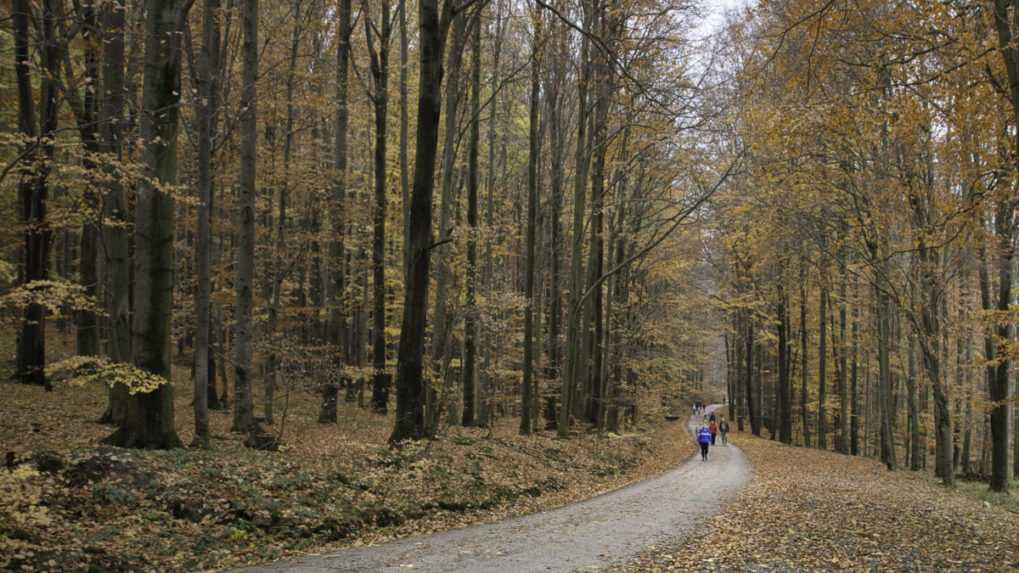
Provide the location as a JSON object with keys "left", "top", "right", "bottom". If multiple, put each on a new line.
{"left": 3, "top": 0, "right": 1019, "bottom": 571}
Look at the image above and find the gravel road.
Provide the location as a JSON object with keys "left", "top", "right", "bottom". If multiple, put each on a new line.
{"left": 233, "top": 406, "right": 750, "bottom": 573}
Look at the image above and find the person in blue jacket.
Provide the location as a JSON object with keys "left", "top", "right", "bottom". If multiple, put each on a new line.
{"left": 696, "top": 423, "right": 712, "bottom": 461}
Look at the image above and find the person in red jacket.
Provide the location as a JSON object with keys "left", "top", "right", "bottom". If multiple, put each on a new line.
{"left": 709, "top": 419, "right": 718, "bottom": 446}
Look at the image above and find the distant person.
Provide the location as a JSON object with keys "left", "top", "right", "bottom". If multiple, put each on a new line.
{"left": 696, "top": 423, "right": 712, "bottom": 461}
{"left": 709, "top": 411, "right": 716, "bottom": 423}
{"left": 719, "top": 416, "right": 730, "bottom": 446}
{"left": 709, "top": 419, "right": 718, "bottom": 445}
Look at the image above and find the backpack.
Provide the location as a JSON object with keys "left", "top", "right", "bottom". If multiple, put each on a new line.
{"left": 697, "top": 427, "right": 711, "bottom": 445}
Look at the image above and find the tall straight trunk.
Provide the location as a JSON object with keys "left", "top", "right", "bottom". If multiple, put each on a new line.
{"left": 105, "top": 0, "right": 187, "bottom": 449}
{"left": 321, "top": 0, "right": 352, "bottom": 423}
{"left": 746, "top": 313, "right": 760, "bottom": 436}
{"left": 232, "top": 0, "right": 258, "bottom": 434}
{"left": 850, "top": 289, "right": 860, "bottom": 455}
{"left": 463, "top": 9, "right": 482, "bottom": 429}
{"left": 265, "top": 0, "right": 303, "bottom": 424}
{"left": 907, "top": 332, "right": 922, "bottom": 470}
{"left": 838, "top": 264, "right": 850, "bottom": 454}
{"left": 193, "top": 0, "right": 222, "bottom": 447}
{"left": 390, "top": 0, "right": 455, "bottom": 443}
{"left": 560, "top": 1, "right": 592, "bottom": 436}
{"left": 545, "top": 32, "right": 564, "bottom": 398}
{"left": 99, "top": 0, "right": 131, "bottom": 423}
{"left": 875, "top": 281, "right": 896, "bottom": 470}
{"left": 990, "top": 201, "right": 1015, "bottom": 492}
{"left": 777, "top": 288, "right": 792, "bottom": 444}
{"left": 428, "top": 12, "right": 466, "bottom": 430}
{"left": 14, "top": 0, "right": 56, "bottom": 387}
{"left": 584, "top": 6, "right": 612, "bottom": 425}
{"left": 77, "top": 1, "right": 101, "bottom": 358}
{"left": 800, "top": 263, "right": 810, "bottom": 446}
{"left": 479, "top": 0, "right": 503, "bottom": 428}
{"left": 818, "top": 284, "right": 828, "bottom": 449}
{"left": 990, "top": 0, "right": 1019, "bottom": 494}
{"left": 366, "top": 0, "right": 392, "bottom": 416}
{"left": 399, "top": 0, "right": 411, "bottom": 281}
{"left": 521, "top": 20, "right": 541, "bottom": 435}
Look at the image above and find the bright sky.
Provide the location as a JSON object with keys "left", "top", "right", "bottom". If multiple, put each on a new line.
{"left": 692, "top": 0, "right": 753, "bottom": 41}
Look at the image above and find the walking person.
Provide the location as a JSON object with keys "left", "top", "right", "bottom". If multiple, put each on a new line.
{"left": 696, "top": 422, "right": 711, "bottom": 461}
{"left": 709, "top": 418, "right": 718, "bottom": 446}
{"left": 719, "top": 416, "right": 730, "bottom": 446}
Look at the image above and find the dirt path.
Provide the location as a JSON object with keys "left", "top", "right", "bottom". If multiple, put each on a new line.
{"left": 233, "top": 407, "right": 748, "bottom": 573}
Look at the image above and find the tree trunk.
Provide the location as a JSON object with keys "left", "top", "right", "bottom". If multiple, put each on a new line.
{"left": 77, "top": 1, "right": 101, "bottom": 359}
{"left": 428, "top": 11, "right": 465, "bottom": 429}
{"left": 14, "top": 0, "right": 56, "bottom": 388}
{"left": 464, "top": 8, "right": 482, "bottom": 430}
{"left": 98, "top": 0, "right": 131, "bottom": 424}
{"left": 232, "top": 0, "right": 258, "bottom": 434}
{"left": 818, "top": 284, "right": 828, "bottom": 449}
{"left": 746, "top": 313, "right": 760, "bottom": 436}
{"left": 521, "top": 13, "right": 541, "bottom": 435}
{"left": 390, "top": 0, "right": 455, "bottom": 443}
{"left": 366, "top": 0, "right": 392, "bottom": 416}
{"left": 192, "top": 0, "right": 221, "bottom": 447}
{"left": 800, "top": 263, "right": 811, "bottom": 446}
{"left": 778, "top": 289, "right": 792, "bottom": 444}
{"left": 838, "top": 264, "right": 850, "bottom": 454}
{"left": 321, "top": 0, "right": 352, "bottom": 424}
{"left": 104, "top": 0, "right": 187, "bottom": 449}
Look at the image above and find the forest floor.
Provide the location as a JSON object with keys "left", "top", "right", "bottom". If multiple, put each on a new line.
{"left": 612, "top": 432, "right": 1019, "bottom": 573}
{"left": 230, "top": 406, "right": 749, "bottom": 573}
{"left": 0, "top": 332, "right": 695, "bottom": 573}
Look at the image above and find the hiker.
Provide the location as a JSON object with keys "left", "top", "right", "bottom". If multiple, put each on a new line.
{"left": 709, "top": 418, "right": 718, "bottom": 446}
{"left": 696, "top": 423, "right": 711, "bottom": 461}
{"left": 719, "top": 416, "right": 730, "bottom": 446}
{"left": 709, "top": 411, "right": 716, "bottom": 422}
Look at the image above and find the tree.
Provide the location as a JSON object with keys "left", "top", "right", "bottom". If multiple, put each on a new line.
{"left": 104, "top": 0, "right": 190, "bottom": 449}
{"left": 233, "top": 0, "right": 259, "bottom": 434}
{"left": 391, "top": 0, "right": 460, "bottom": 444}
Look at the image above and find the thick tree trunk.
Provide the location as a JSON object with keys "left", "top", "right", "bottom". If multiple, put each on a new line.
{"left": 990, "top": 201, "right": 1015, "bottom": 492}
{"left": 77, "top": 1, "right": 101, "bottom": 359}
{"left": 232, "top": 0, "right": 258, "bottom": 434}
{"left": 428, "top": 12, "right": 465, "bottom": 430}
{"left": 14, "top": 0, "right": 56, "bottom": 388}
{"left": 192, "top": 0, "right": 221, "bottom": 447}
{"left": 98, "top": 0, "right": 131, "bottom": 424}
{"left": 390, "top": 0, "right": 454, "bottom": 443}
{"left": 321, "top": 0, "right": 352, "bottom": 424}
{"left": 104, "top": 0, "right": 187, "bottom": 449}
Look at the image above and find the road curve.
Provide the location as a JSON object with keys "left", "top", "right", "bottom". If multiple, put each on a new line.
{"left": 232, "top": 406, "right": 749, "bottom": 573}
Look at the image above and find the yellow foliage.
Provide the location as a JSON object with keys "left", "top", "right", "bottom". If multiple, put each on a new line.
{"left": 44, "top": 356, "right": 169, "bottom": 395}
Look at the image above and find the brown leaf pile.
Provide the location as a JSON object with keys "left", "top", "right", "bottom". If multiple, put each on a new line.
{"left": 0, "top": 373, "right": 693, "bottom": 573}
{"left": 616, "top": 434, "right": 1019, "bottom": 572}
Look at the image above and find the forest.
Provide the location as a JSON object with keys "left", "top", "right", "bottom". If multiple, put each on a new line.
{"left": 0, "top": 0, "right": 1017, "bottom": 571}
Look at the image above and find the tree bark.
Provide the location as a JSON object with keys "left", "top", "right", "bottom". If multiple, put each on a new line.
{"left": 390, "top": 0, "right": 456, "bottom": 443}
{"left": 232, "top": 0, "right": 258, "bottom": 434}
{"left": 464, "top": 7, "right": 482, "bottom": 430}
{"left": 14, "top": 0, "right": 56, "bottom": 388}
{"left": 98, "top": 0, "right": 131, "bottom": 424}
{"left": 104, "top": 0, "right": 187, "bottom": 449}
